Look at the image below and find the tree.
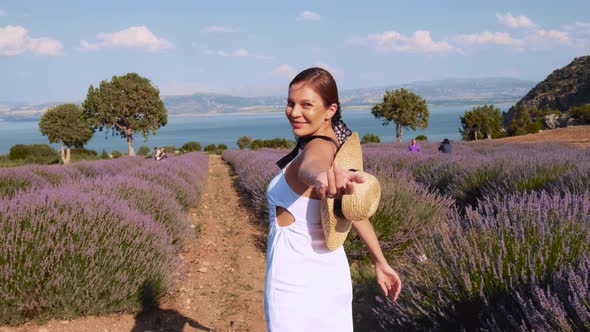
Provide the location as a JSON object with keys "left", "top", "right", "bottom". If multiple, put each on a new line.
{"left": 361, "top": 133, "right": 381, "bottom": 143}
{"left": 460, "top": 105, "right": 503, "bottom": 141}
{"left": 371, "top": 88, "right": 429, "bottom": 143}
{"left": 82, "top": 73, "right": 167, "bottom": 156}
{"left": 38, "top": 103, "right": 93, "bottom": 164}
{"left": 236, "top": 136, "right": 252, "bottom": 150}
{"left": 507, "top": 105, "right": 533, "bottom": 136}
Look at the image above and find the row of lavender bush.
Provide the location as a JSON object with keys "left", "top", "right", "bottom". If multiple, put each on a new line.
{"left": 0, "top": 152, "right": 208, "bottom": 324}
{"left": 222, "top": 141, "right": 590, "bottom": 330}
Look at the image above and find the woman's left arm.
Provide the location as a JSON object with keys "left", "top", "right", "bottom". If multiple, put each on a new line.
{"left": 352, "top": 219, "right": 402, "bottom": 301}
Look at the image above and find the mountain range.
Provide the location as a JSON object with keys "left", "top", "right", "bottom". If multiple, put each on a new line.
{"left": 0, "top": 77, "right": 535, "bottom": 121}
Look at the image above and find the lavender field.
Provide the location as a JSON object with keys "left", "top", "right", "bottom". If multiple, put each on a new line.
{"left": 0, "top": 152, "right": 208, "bottom": 325}
{"left": 222, "top": 142, "right": 590, "bottom": 331}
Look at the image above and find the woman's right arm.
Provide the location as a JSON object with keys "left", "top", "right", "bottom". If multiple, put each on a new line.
{"left": 298, "top": 139, "right": 365, "bottom": 199}
{"left": 297, "top": 139, "right": 335, "bottom": 190}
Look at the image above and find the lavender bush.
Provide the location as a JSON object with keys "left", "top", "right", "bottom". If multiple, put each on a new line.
{"left": 76, "top": 176, "right": 190, "bottom": 251}
{"left": 0, "top": 188, "right": 175, "bottom": 325}
{"left": 0, "top": 167, "right": 49, "bottom": 199}
{"left": 346, "top": 172, "right": 452, "bottom": 261}
{"left": 0, "top": 152, "right": 209, "bottom": 325}
{"left": 29, "top": 164, "right": 82, "bottom": 186}
{"left": 124, "top": 152, "right": 208, "bottom": 210}
{"left": 73, "top": 156, "right": 148, "bottom": 178}
{"left": 222, "top": 149, "right": 283, "bottom": 224}
{"left": 374, "top": 191, "right": 590, "bottom": 331}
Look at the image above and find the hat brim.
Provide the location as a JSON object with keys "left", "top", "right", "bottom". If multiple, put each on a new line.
{"left": 320, "top": 132, "right": 363, "bottom": 250}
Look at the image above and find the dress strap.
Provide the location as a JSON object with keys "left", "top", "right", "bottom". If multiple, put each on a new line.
{"left": 276, "top": 135, "right": 339, "bottom": 169}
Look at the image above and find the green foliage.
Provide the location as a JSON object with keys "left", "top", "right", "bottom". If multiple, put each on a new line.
{"left": 203, "top": 144, "right": 217, "bottom": 153}
{"left": 569, "top": 104, "right": 590, "bottom": 124}
{"left": 0, "top": 154, "right": 24, "bottom": 167}
{"left": 100, "top": 149, "right": 109, "bottom": 159}
{"left": 371, "top": 88, "right": 429, "bottom": 142}
{"left": 136, "top": 145, "right": 151, "bottom": 156}
{"left": 236, "top": 136, "right": 253, "bottom": 150}
{"left": 9, "top": 144, "right": 60, "bottom": 165}
{"left": 70, "top": 148, "right": 99, "bottom": 161}
{"left": 250, "top": 138, "right": 295, "bottom": 150}
{"left": 111, "top": 150, "right": 123, "bottom": 159}
{"left": 507, "top": 105, "right": 533, "bottom": 136}
{"left": 460, "top": 105, "right": 503, "bottom": 141}
{"left": 180, "top": 141, "right": 202, "bottom": 152}
{"left": 415, "top": 135, "right": 428, "bottom": 141}
{"left": 38, "top": 103, "right": 93, "bottom": 149}
{"left": 526, "top": 119, "right": 545, "bottom": 134}
{"left": 82, "top": 73, "right": 168, "bottom": 155}
{"left": 160, "top": 146, "right": 177, "bottom": 155}
{"left": 361, "top": 133, "right": 381, "bottom": 143}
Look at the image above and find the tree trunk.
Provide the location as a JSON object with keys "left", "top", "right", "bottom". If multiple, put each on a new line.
{"left": 474, "top": 130, "right": 479, "bottom": 142}
{"left": 60, "top": 141, "right": 68, "bottom": 165}
{"left": 127, "top": 135, "right": 135, "bottom": 156}
{"left": 66, "top": 148, "right": 71, "bottom": 164}
{"left": 396, "top": 124, "right": 402, "bottom": 143}
{"left": 487, "top": 133, "right": 492, "bottom": 139}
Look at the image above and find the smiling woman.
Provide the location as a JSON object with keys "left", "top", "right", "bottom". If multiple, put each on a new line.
{"left": 264, "top": 67, "right": 402, "bottom": 332}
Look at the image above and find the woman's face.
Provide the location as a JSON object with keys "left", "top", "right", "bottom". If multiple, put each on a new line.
{"left": 285, "top": 82, "right": 336, "bottom": 137}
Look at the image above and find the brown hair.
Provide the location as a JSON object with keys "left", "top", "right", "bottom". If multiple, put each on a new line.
{"left": 289, "top": 67, "right": 341, "bottom": 124}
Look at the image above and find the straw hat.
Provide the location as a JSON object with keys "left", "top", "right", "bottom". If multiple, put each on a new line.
{"left": 320, "top": 132, "right": 381, "bottom": 250}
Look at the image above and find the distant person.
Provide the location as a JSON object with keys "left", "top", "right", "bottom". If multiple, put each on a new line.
{"left": 160, "top": 148, "right": 167, "bottom": 160}
{"left": 438, "top": 138, "right": 452, "bottom": 154}
{"left": 408, "top": 138, "right": 421, "bottom": 153}
{"left": 154, "top": 146, "right": 163, "bottom": 161}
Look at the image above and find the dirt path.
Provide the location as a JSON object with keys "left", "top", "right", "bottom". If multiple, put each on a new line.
{"left": 1, "top": 155, "right": 267, "bottom": 332}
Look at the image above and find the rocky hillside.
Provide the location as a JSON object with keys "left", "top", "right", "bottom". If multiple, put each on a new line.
{"left": 513, "top": 55, "right": 590, "bottom": 112}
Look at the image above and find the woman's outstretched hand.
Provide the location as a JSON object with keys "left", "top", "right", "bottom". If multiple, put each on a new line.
{"left": 375, "top": 261, "right": 402, "bottom": 302}
{"left": 314, "top": 163, "right": 365, "bottom": 199}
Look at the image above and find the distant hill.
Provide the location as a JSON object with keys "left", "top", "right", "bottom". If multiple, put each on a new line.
{"left": 0, "top": 77, "right": 535, "bottom": 121}
{"left": 511, "top": 56, "right": 590, "bottom": 112}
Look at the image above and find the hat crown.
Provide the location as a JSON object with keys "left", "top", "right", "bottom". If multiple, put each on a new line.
{"left": 341, "top": 172, "right": 381, "bottom": 221}
{"left": 334, "top": 132, "right": 362, "bottom": 171}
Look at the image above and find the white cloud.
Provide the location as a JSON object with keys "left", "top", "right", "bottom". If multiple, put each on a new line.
{"left": 455, "top": 14, "right": 583, "bottom": 50}
{"left": 272, "top": 64, "right": 296, "bottom": 79}
{"left": 28, "top": 37, "right": 63, "bottom": 55}
{"left": 455, "top": 31, "right": 523, "bottom": 47}
{"left": 496, "top": 12, "right": 538, "bottom": 29}
{"left": 0, "top": 25, "right": 63, "bottom": 56}
{"left": 159, "top": 80, "right": 211, "bottom": 96}
{"left": 217, "top": 48, "right": 249, "bottom": 57}
{"left": 80, "top": 26, "right": 173, "bottom": 52}
{"left": 297, "top": 11, "right": 321, "bottom": 22}
{"left": 367, "top": 30, "right": 459, "bottom": 53}
{"left": 530, "top": 29, "right": 569, "bottom": 44}
{"left": 201, "top": 25, "right": 237, "bottom": 33}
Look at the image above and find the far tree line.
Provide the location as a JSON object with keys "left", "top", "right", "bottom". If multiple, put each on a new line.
{"left": 36, "top": 72, "right": 590, "bottom": 164}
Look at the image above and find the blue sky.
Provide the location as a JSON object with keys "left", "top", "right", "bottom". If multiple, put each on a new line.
{"left": 0, "top": 0, "right": 589, "bottom": 103}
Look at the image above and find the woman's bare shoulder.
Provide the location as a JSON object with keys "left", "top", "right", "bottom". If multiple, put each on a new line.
{"left": 301, "top": 138, "right": 338, "bottom": 162}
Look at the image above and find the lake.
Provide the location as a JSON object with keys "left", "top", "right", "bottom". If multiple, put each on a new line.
{"left": 0, "top": 103, "right": 512, "bottom": 154}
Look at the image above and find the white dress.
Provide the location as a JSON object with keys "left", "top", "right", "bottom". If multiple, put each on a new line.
{"left": 264, "top": 163, "right": 353, "bottom": 332}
